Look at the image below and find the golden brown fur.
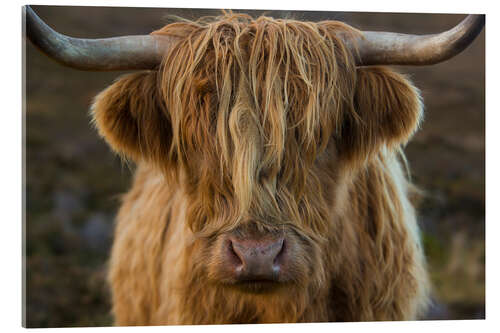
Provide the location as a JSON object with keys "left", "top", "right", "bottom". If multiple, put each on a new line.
{"left": 91, "top": 13, "right": 429, "bottom": 325}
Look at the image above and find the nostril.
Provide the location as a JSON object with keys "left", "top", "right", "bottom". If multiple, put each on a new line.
{"left": 273, "top": 238, "right": 286, "bottom": 267}
{"left": 227, "top": 240, "right": 244, "bottom": 269}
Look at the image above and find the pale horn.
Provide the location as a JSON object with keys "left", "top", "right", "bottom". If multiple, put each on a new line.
{"left": 25, "top": 5, "right": 176, "bottom": 71}
{"left": 352, "top": 14, "right": 485, "bottom": 66}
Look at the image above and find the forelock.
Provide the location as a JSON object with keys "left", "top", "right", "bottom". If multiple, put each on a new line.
{"left": 153, "top": 13, "right": 359, "bottom": 234}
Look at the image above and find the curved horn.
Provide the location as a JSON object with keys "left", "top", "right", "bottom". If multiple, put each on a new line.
{"left": 24, "top": 5, "right": 176, "bottom": 71}
{"left": 353, "top": 14, "right": 485, "bottom": 66}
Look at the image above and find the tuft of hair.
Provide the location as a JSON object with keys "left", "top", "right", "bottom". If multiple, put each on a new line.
{"left": 150, "top": 13, "right": 363, "bottom": 235}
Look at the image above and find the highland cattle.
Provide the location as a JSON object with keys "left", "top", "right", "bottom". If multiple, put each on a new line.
{"left": 26, "top": 7, "right": 484, "bottom": 325}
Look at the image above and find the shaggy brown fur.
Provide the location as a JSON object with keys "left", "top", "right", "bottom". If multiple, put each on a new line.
{"left": 91, "top": 13, "right": 429, "bottom": 325}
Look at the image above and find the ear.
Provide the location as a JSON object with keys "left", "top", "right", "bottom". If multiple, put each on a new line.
{"left": 91, "top": 71, "right": 174, "bottom": 167}
{"left": 338, "top": 66, "right": 423, "bottom": 164}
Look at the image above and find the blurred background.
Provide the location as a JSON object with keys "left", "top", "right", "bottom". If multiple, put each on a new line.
{"left": 24, "top": 6, "right": 485, "bottom": 327}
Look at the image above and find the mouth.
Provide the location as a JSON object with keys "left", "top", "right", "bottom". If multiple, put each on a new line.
{"left": 229, "top": 279, "right": 282, "bottom": 294}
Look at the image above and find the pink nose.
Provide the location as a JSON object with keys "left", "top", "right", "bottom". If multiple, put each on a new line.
{"left": 227, "top": 236, "right": 285, "bottom": 281}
